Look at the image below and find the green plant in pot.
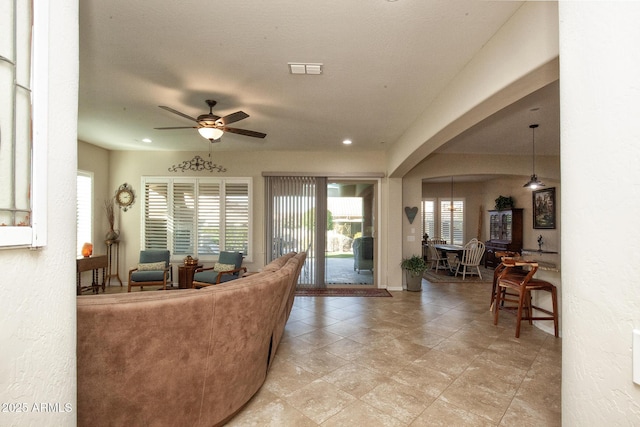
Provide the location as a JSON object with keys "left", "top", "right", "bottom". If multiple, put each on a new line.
{"left": 401, "top": 255, "right": 429, "bottom": 292}
{"left": 494, "top": 195, "right": 514, "bottom": 211}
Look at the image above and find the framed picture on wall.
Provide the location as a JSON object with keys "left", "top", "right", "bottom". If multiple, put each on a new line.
{"left": 533, "top": 187, "right": 556, "bottom": 229}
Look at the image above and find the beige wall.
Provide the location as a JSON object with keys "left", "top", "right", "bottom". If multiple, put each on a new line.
{"left": 105, "top": 149, "right": 390, "bottom": 287}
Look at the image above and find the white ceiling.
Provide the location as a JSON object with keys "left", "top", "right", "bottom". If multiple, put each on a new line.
{"left": 78, "top": 0, "right": 558, "bottom": 157}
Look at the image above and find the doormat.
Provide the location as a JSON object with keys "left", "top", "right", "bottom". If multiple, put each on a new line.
{"left": 295, "top": 288, "right": 392, "bottom": 297}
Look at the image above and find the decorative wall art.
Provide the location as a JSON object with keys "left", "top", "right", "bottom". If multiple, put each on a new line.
{"left": 532, "top": 187, "right": 556, "bottom": 229}
{"left": 168, "top": 155, "right": 227, "bottom": 173}
{"left": 404, "top": 206, "right": 418, "bottom": 224}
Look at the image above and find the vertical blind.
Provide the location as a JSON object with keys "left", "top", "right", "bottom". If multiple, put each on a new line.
{"left": 265, "top": 176, "right": 325, "bottom": 287}
{"left": 143, "top": 177, "right": 250, "bottom": 260}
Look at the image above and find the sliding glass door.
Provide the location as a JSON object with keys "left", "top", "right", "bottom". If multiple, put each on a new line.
{"left": 325, "top": 181, "right": 375, "bottom": 286}
{"left": 265, "top": 176, "right": 376, "bottom": 288}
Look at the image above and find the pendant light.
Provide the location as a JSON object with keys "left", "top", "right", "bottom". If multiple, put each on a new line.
{"left": 449, "top": 176, "right": 456, "bottom": 211}
{"left": 523, "top": 124, "right": 545, "bottom": 189}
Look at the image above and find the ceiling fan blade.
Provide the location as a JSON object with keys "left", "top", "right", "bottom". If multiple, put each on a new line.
{"left": 219, "top": 111, "right": 249, "bottom": 125}
{"left": 222, "top": 126, "right": 267, "bottom": 139}
{"left": 158, "top": 105, "right": 198, "bottom": 123}
{"left": 154, "top": 126, "right": 198, "bottom": 130}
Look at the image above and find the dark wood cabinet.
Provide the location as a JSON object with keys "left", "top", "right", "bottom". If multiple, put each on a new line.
{"left": 484, "top": 208, "right": 523, "bottom": 268}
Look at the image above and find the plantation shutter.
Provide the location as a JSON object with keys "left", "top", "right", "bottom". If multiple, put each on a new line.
{"left": 173, "top": 182, "right": 196, "bottom": 256}
{"left": 197, "top": 182, "right": 220, "bottom": 255}
{"left": 144, "top": 182, "right": 169, "bottom": 249}
{"left": 421, "top": 200, "right": 435, "bottom": 239}
{"left": 224, "top": 182, "right": 249, "bottom": 254}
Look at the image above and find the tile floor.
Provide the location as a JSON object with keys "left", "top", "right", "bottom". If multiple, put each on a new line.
{"left": 226, "top": 279, "right": 561, "bottom": 426}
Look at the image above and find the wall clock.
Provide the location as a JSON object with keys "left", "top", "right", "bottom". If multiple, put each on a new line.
{"left": 115, "top": 183, "right": 135, "bottom": 212}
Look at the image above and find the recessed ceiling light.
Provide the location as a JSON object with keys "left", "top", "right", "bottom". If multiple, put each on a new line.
{"left": 142, "top": 138, "right": 152, "bottom": 143}
{"left": 343, "top": 139, "right": 352, "bottom": 145}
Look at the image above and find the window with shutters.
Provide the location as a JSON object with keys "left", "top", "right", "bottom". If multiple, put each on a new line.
{"left": 421, "top": 199, "right": 435, "bottom": 239}
{"left": 439, "top": 199, "right": 465, "bottom": 245}
{"left": 76, "top": 171, "right": 93, "bottom": 256}
{"left": 142, "top": 177, "right": 251, "bottom": 261}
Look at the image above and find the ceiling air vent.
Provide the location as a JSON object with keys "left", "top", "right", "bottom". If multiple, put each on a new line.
{"left": 288, "top": 63, "right": 323, "bottom": 75}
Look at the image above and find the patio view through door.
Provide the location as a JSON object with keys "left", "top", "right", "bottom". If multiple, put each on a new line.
{"left": 325, "top": 181, "right": 375, "bottom": 286}
{"left": 265, "top": 176, "right": 376, "bottom": 288}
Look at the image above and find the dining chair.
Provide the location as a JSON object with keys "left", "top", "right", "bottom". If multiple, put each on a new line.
{"left": 427, "top": 244, "right": 450, "bottom": 273}
{"left": 454, "top": 238, "right": 485, "bottom": 280}
{"left": 493, "top": 258, "right": 559, "bottom": 338}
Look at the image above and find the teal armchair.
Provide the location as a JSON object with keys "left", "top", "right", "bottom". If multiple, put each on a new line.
{"left": 192, "top": 251, "right": 246, "bottom": 288}
{"left": 128, "top": 250, "right": 172, "bottom": 292}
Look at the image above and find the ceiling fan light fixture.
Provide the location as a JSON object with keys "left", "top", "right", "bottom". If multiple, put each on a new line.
{"left": 198, "top": 127, "right": 224, "bottom": 141}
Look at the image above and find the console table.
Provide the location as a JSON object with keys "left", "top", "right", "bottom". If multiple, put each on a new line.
{"left": 77, "top": 255, "right": 107, "bottom": 295}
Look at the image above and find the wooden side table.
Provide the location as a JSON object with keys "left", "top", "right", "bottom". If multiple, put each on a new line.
{"left": 178, "top": 264, "right": 203, "bottom": 289}
{"left": 105, "top": 239, "right": 123, "bottom": 286}
{"left": 77, "top": 255, "right": 108, "bottom": 295}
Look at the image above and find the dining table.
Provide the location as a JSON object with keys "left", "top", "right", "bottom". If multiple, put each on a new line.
{"left": 433, "top": 243, "right": 464, "bottom": 273}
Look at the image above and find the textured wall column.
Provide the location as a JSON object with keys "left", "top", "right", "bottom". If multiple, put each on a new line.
{"left": 559, "top": 2, "right": 640, "bottom": 424}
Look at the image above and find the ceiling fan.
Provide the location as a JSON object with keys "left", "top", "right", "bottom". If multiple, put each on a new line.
{"left": 154, "top": 99, "right": 266, "bottom": 142}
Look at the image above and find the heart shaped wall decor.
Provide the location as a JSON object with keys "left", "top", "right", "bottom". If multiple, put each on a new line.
{"left": 404, "top": 206, "right": 418, "bottom": 224}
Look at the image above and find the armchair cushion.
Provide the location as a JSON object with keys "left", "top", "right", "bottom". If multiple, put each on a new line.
{"left": 131, "top": 270, "right": 168, "bottom": 282}
{"left": 214, "top": 263, "right": 236, "bottom": 272}
{"left": 138, "top": 261, "right": 167, "bottom": 271}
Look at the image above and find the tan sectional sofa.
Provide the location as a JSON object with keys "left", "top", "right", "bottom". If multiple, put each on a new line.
{"left": 77, "top": 252, "right": 306, "bottom": 427}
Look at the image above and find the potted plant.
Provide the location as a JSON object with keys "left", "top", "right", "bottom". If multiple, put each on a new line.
{"left": 494, "top": 195, "right": 514, "bottom": 211}
{"left": 401, "top": 255, "right": 429, "bottom": 292}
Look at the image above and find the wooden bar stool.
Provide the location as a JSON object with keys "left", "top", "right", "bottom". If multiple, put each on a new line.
{"left": 493, "top": 258, "right": 559, "bottom": 338}
{"left": 489, "top": 252, "right": 525, "bottom": 312}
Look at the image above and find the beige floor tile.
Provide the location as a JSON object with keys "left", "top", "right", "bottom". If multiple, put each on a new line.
{"left": 410, "top": 399, "right": 495, "bottom": 427}
{"left": 225, "top": 388, "right": 316, "bottom": 427}
{"left": 321, "top": 363, "right": 389, "bottom": 398}
{"left": 289, "top": 348, "right": 350, "bottom": 376}
{"left": 412, "top": 348, "right": 473, "bottom": 377}
{"left": 322, "top": 337, "right": 370, "bottom": 361}
{"left": 284, "top": 379, "right": 357, "bottom": 424}
{"left": 500, "top": 396, "right": 561, "bottom": 427}
{"left": 360, "top": 379, "right": 434, "bottom": 424}
{"left": 391, "top": 362, "right": 455, "bottom": 399}
{"left": 263, "top": 358, "right": 320, "bottom": 397}
{"left": 296, "top": 329, "right": 345, "bottom": 348}
{"left": 322, "top": 320, "right": 369, "bottom": 337}
{"left": 323, "top": 400, "right": 406, "bottom": 427}
{"left": 438, "top": 375, "right": 514, "bottom": 422}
